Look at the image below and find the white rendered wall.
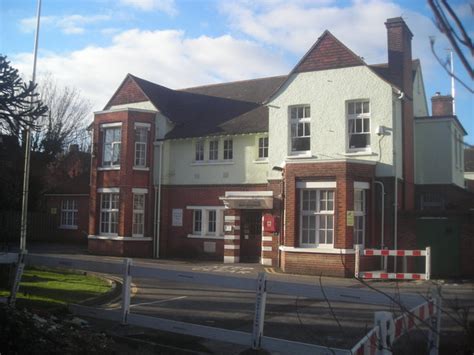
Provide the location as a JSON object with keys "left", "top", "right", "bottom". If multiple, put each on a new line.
{"left": 414, "top": 119, "right": 453, "bottom": 185}
{"left": 161, "top": 134, "right": 269, "bottom": 185}
{"left": 267, "top": 66, "right": 396, "bottom": 179}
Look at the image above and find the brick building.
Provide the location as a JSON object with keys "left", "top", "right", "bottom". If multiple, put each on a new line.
{"left": 87, "top": 17, "right": 471, "bottom": 277}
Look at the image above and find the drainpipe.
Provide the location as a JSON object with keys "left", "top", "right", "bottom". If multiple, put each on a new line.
{"left": 394, "top": 90, "right": 404, "bottom": 272}
{"left": 153, "top": 141, "right": 163, "bottom": 259}
{"left": 374, "top": 180, "right": 385, "bottom": 270}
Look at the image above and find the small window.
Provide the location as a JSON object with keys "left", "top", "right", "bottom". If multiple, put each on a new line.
{"left": 134, "top": 127, "right": 147, "bottom": 167}
{"left": 103, "top": 127, "right": 121, "bottom": 167}
{"left": 209, "top": 140, "right": 218, "bottom": 160}
{"left": 223, "top": 139, "right": 233, "bottom": 160}
{"left": 208, "top": 210, "right": 217, "bottom": 233}
{"left": 100, "top": 193, "right": 119, "bottom": 235}
{"left": 290, "top": 105, "right": 310, "bottom": 152}
{"left": 195, "top": 140, "right": 204, "bottom": 161}
{"left": 258, "top": 137, "right": 268, "bottom": 159}
{"left": 354, "top": 189, "right": 366, "bottom": 246}
{"left": 132, "top": 194, "right": 145, "bottom": 237}
{"left": 348, "top": 100, "right": 370, "bottom": 150}
{"left": 61, "top": 200, "right": 78, "bottom": 228}
{"left": 193, "top": 210, "right": 202, "bottom": 233}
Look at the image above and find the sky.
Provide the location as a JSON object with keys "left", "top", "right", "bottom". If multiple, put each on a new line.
{"left": 1, "top": 0, "right": 472, "bottom": 143}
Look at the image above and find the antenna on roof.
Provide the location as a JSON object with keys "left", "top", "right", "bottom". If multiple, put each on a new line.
{"left": 446, "top": 48, "right": 456, "bottom": 114}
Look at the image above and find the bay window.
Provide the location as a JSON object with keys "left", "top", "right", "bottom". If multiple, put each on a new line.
{"left": 103, "top": 126, "right": 121, "bottom": 167}
{"left": 100, "top": 193, "right": 119, "bottom": 235}
{"left": 132, "top": 194, "right": 145, "bottom": 237}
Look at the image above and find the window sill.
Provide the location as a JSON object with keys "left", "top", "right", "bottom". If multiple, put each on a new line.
{"left": 190, "top": 161, "right": 235, "bottom": 166}
{"left": 98, "top": 166, "right": 120, "bottom": 171}
{"left": 279, "top": 246, "right": 355, "bottom": 254}
{"left": 187, "top": 234, "right": 225, "bottom": 240}
{"left": 133, "top": 166, "right": 150, "bottom": 171}
{"left": 88, "top": 235, "right": 152, "bottom": 241}
{"left": 59, "top": 225, "right": 78, "bottom": 230}
{"left": 286, "top": 152, "right": 312, "bottom": 159}
{"left": 253, "top": 159, "right": 269, "bottom": 164}
{"left": 341, "top": 150, "right": 376, "bottom": 157}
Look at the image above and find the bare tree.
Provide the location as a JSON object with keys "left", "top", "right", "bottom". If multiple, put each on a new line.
{"left": 32, "top": 74, "right": 92, "bottom": 157}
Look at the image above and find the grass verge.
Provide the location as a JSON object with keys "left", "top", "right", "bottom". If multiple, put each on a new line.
{"left": 0, "top": 267, "right": 111, "bottom": 310}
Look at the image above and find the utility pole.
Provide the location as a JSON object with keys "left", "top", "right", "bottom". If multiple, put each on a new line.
{"left": 19, "top": 0, "right": 42, "bottom": 251}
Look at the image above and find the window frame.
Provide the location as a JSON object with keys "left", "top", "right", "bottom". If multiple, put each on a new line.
{"left": 132, "top": 193, "right": 145, "bottom": 237}
{"left": 209, "top": 139, "right": 219, "bottom": 161}
{"left": 102, "top": 126, "right": 122, "bottom": 168}
{"left": 289, "top": 105, "right": 311, "bottom": 154}
{"left": 223, "top": 138, "right": 233, "bottom": 160}
{"left": 134, "top": 126, "right": 148, "bottom": 168}
{"left": 60, "top": 199, "right": 78, "bottom": 229}
{"left": 100, "top": 193, "right": 120, "bottom": 236}
{"left": 258, "top": 136, "right": 269, "bottom": 159}
{"left": 299, "top": 189, "right": 335, "bottom": 248}
{"left": 347, "top": 100, "right": 371, "bottom": 152}
{"left": 195, "top": 140, "right": 204, "bottom": 162}
{"left": 353, "top": 189, "right": 366, "bottom": 247}
{"left": 188, "top": 206, "right": 224, "bottom": 237}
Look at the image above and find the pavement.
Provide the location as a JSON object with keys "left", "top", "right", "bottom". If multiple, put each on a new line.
{"left": 8, "top": 242, "right": 474, "bottom": 354}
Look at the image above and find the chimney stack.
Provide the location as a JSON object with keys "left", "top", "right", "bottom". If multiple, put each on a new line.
{"left": 431, "top": 93, "right": 454, "bottom": 116}
{"left": 385, "top": 17, "right": 413, "bottom": 97}
{"left": 385, "top": 17, "right": 415, "bottom": 210}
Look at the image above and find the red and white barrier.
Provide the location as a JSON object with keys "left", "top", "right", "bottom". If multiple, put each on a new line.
{"left": 355, "top": 246, "right": 431, "bottom": 281}
{"left": 351, "top": 295, "right": 441, "bottom": 355}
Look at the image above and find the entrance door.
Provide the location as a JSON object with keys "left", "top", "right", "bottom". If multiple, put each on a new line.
{"left": 240, "top": 210, "right": 262, "bottom": 263}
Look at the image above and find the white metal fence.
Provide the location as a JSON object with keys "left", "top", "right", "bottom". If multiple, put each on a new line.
{"left": 1, "top": 252, "right": 440, "bottom": 354}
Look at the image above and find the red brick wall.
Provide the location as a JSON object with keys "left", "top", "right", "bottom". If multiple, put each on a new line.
{"left": 88, "top": 108, "right": 155, "bottom": 257}
{"left": 45, "top": 195, "right": 89, "bottom": 243}
{"left": 106, "top": 76, "right": 148, "bottom": 108}
{"left": 88, "top": 239, "right": 152, "bottom": 257}
{"left": 281, "top": 161, "right": 376, "bottom": 276}
{"left": 160, "top": 184, "right": 267, "bottom": 259}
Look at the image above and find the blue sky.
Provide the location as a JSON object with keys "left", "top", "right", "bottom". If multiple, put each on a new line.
{"left": 1, "top": 0, "right": 472, "bottom": 143}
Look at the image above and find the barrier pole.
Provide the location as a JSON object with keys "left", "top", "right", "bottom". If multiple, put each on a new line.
{"left": 121, "top": 258, "right": 132, "bottom": 324}
{"left": 251, "top": 272, "right": 267, "bottom": 349}
{"left": 355, "top": 245, "right": 360, "bottom": 278}
{"left": 425, "top": 247, "right": 431, "bottom": 281}
{"left": 428, "top": 289, "right": 442, "bottom": 355}
{"left": 9, "top": 250, "right": 27, "bottom": 306}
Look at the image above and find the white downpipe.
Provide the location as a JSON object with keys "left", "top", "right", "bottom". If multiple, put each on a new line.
{"left": 374, "top": 181, "right": 385, "bottom": 269}
{"left": 154, "top": 142, "right": 163, "bottom": 259}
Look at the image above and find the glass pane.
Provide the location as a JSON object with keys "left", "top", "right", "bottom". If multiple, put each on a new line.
{"left": 304, "top": 106, "right": 310, "bottom": 118}
{"left": 363, "top": 101, "right": 369, "bottom": 113}
{"left": 298, "top": 107, "right": 303, "bottom": 118}
{"left": 363, "top": 118, "right": 370, "bottom": 132}
{"left": 320, "top": 215, "right": 326, "bottom": 228}
{"left": 348, "top": 102, "right": 355, "bottom": 115}
{"left": 305, "top": 122, "right": 310, "bottom": 136}
{"left": 298, "top": 123, "right": 304, "bottom": 137}
{"left": 356, "top": 102, "right": 362, "bottom": 114}
{"left": 309, "top": 191, "right": 316, "bottom": 211}
{"left": 327, "top": 215, "right": 333, "bottom": 228}
{"left": 302, "top": 191, "right": 309, "bottom": 211}
{"left": 356, "top": 119, "right": 362, "bottom": 133}
{"left": 114, "top": 128, "right": 121, "bottom": 141}
{"left": 327, "top": 230, "right": 333, "bottom": 244}
{"left": 291, "top": 107, "right": 297, "bottom": 119}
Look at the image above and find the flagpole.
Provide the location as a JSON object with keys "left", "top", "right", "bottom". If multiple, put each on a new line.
{"left": 19, "top": 0, "right": 42, "bottom": 251}
{"left": 450, "top": 49, "right": 455, "bottom": 115}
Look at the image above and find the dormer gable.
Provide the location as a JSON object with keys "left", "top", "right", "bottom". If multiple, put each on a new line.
{"left": 104, "top": 74, "right": 149, "bottom": 110}
{"left": 293, "top": 30, "right": 365, "bottom": 73}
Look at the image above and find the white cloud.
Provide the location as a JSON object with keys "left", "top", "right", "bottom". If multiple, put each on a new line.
{"left": 11, "top": 29, "right": 288, "bottom": 112}
{"left": 219, "top": 0, "right": 450, "bottom": 66}
{"left": 20, "top": 14, "right": 111, "bottom": 35}
{"left": 119, "top": 0, "right": 177, "bottom": 16}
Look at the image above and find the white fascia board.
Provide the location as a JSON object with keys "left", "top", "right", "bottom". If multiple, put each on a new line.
{"left": 100, "top": 122, "right": 122, "bottom": 129}
{"left": 296, "top": 181, "right": 336, "bottom": 189}
{"left": 97, "top": 187, "right": 120, "bottom": 193}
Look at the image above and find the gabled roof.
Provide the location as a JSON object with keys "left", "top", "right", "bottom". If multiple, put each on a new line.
{"left": 293, "top": 30, "right": 366, "bottom": 73}
{"left": 110, "top": 74, "right": 286, "bottom": 139}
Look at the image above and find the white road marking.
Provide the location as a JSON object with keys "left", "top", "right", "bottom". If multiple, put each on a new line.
{"left": 191, "top": 265, "right": 254, "bottom": 274}
{"left": 130, "top": 296, "right": 187, "bottom": 308}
